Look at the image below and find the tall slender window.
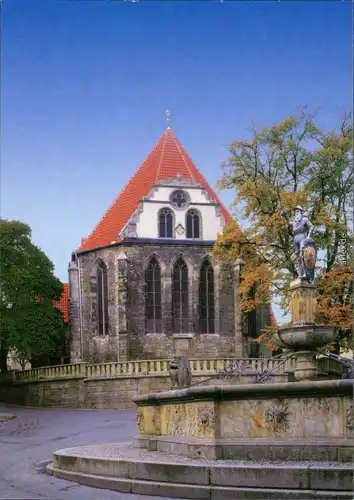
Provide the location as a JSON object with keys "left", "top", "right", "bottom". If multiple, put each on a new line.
{"left": 145, "top": 257, "right": 161, "bottom": 333}
{"left": 159, "top": 208, "right": 173, "bottom": 238}
{"left": 97, "top": 262, "right": 109, "bottom": 335}
{"left": 172, "top": 258, "right": 189, "bottom": 333}
{"left": 186, "top": 209, "right": 200, "bottom": 239}
{"left": 199, "top": 260, "right": 215, "bottom": 333}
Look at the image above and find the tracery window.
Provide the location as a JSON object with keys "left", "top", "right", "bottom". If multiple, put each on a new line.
{"left": 97, "top": 261, "right": 109, "bottom": 336}
{"left": 186, "top": 209, "right": 201, "bottom": 239}
{"left": 159, "top": 208, "right": 173, "bottom": 238}
{"left": 172, "top": 258, "right": 189, "bottom": 333}
{"left": 199, "top": 260, "right": 215, "bottom": 333}
{"left": 170, "top": 189, "right": 189, "bottom": 209}
{"left": 145, "top": 257, "right": 161, "bottom": 333}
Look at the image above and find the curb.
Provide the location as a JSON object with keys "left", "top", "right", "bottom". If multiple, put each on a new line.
{"left": 0, "top": 413, "right": 17, "bottom": 423}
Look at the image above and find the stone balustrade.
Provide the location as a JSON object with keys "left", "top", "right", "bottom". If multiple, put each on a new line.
{"left": 0, "top": 356, "right": 345, "bottom": 411}
{"left": 1, "top": 357, "right": 283, "bottom": 382}
{"left": 86, "top": 359, "right": 171, "bottom": 378}
{"left": 317, "top": 356, "right": 344, "bottom": 376}
{"left": 0, "top": 355, "right": 342, "bottom": 383}
{"left": 12, "top": 363, "right": 87, "bottom": 381}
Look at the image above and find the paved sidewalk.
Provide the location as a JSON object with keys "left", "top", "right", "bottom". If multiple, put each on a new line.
{"left": 0, "top": 403, "right": 179, "bottom": 500}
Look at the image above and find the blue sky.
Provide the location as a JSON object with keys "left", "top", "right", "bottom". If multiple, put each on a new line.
{"left": 2, "top": 0, "right": 352, "bottom": 322}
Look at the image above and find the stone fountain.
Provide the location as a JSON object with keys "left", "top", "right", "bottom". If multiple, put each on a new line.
{"left": 47, "top": 208, "right": 353, "bottom": 499}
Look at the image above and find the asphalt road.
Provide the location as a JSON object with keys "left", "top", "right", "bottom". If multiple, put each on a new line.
{"left": 0, "top": 403, "right": 177, "bottom": 500}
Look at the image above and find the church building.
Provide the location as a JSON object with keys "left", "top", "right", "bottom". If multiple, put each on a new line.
{"left": 68, "top": 127, "right": 272, "bottom": 363}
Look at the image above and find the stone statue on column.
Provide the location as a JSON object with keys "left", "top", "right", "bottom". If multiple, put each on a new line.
{"left": 273, "top": 205, "right": 338, "bottom": 381}
{"left": 281, "top": 206, "right": 317, "bottom": 283}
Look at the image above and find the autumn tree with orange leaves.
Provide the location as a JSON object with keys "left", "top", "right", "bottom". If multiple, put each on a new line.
{"left": 213, "top": 109, "right": 353, "bottom": 352}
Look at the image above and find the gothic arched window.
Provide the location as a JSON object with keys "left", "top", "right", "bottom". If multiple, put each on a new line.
{"left": 145, "top": 257, "right": 161, "bottom": 333}
{"left": 199, "top": 260, "right": 215, "bottom": 334}
{"left": 172, "top": 258, "right": 189, "bottom": 333}
{"left": 186, "top": 209, "right": 201, "bottom": 239}
{"left": 97, "top": 261, "right": 109, "bottom": 336}
{"left": 159, "top": 208, "right": 173, "bottom": 238}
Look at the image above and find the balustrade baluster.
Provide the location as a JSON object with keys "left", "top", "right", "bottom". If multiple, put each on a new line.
{"left": 216, "top": 359, "right": 223, "bottom": 371}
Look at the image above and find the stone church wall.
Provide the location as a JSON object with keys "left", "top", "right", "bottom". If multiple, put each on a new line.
{"left": 71, "top": 242, "right": 239, "bottom": 363}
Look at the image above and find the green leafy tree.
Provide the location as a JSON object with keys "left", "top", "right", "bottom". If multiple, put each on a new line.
{"left": 0, "top": 219, "right": 67, "bottom": 372}
{"left": 213, "top": 109, "right": 353, "bottom": 351}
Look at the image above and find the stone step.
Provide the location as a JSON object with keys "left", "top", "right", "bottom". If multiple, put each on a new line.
{"left": 48, "top": 442, "right": 353, "bottom": 499}
{"left": 46, "top": 465, "right": 352, "bottom": 500}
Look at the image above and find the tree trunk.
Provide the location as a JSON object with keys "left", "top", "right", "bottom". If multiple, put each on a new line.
{"left": 0, "top": 345, "right": 8, "bottom": 373}
{"left": 333, "top": 340, "right": 340, "bottom": 355}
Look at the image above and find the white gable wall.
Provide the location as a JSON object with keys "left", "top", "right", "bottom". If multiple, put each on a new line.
{"left": 135, "top": 185, "right": 224, "bottom": 240}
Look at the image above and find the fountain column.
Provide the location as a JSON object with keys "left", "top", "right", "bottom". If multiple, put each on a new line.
{"left": 275, "top": 207, "right": 338, "bottom": 381}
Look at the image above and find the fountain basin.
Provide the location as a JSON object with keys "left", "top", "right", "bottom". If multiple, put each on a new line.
{"left": 133, "top": 379, "right": 353, "bottom": 462}
{"left": 273, "top": 324, "right": 338, "bottom": 350}
{"left": 47, "top": 380, "right": 354, "bottom": 499}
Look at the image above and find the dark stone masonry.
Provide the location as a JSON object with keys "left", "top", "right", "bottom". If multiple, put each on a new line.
{"left": 69, "top": 241, "right": 271, "bottom": 363}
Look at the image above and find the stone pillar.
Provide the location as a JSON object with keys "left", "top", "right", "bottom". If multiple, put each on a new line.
{"left": 190, "top": 265, "right": 199, "bottom": 335}
{"left": 68, "top": 257, "right": 81, "bottom": 363}
{"left": 290, "top": 278, "right": 322, "bottom": 381}
{"left": 116, "top": 251, "right": 128, "bottom": 362}
{"left": 289, "top": 278, "right": 318, "bottom": 325}
{"left": 293, "top": 350, "right": 317, "bottom": 381}
{"left": 162, "top": 262, "right": 172, "bottom": 335}
{"left": 233, "top": 258, "right": 246, "bottom": 358}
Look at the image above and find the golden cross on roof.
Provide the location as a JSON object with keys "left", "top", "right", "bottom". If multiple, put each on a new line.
{"left": 165, "top": 110, "right": 171, "bottom": 128}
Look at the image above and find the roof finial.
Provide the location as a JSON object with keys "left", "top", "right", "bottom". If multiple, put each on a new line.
{"left": 165, "top": 109, "right": 171, "bottom": 128}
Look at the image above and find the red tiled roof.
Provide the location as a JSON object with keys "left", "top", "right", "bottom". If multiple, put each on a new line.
{"left": 269, "top": 307, "right": 277, "bottom": 326}
{"left": 78, "top": 127, "right": 231, "bottom": 252}
{"left": 53, "top": 284, "right": 69, "bottom": 323}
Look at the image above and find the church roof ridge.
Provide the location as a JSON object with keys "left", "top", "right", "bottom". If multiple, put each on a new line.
{"left": 77, "top": 127, "right": 231, "bottom": 253}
